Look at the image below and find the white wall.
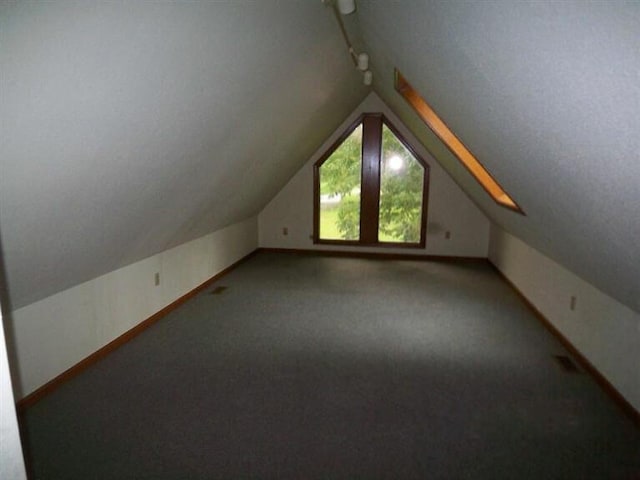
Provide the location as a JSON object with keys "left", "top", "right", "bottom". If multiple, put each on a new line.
{"left": 489, "top": 225, "right": 640, "bottom": 412}
{"left": 0, "top": 310, "right": 27, "bottom": 480}
{"left": 259, "top": 93, "right": 490, "bottom": 258}
{"left": 9, "top": 217, "right": 258, "bottom": 399}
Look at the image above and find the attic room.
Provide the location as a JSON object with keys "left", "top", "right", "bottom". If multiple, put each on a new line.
{"left": 1, "top": 1, "right": 639, "bottom": 478}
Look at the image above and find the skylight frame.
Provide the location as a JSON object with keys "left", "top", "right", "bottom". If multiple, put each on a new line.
{"left": 394, "top": 70, "right": 524, "bottom": 214}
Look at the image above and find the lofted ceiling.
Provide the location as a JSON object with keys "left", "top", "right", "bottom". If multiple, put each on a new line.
{"left": 357, "top": 0, "right": 640, "bottom": 313}
{"left": 0, "top": 1, "right": 368, "bottom": 309}
{"left": 1, "top": 1, "right": 638, "bottom": 314}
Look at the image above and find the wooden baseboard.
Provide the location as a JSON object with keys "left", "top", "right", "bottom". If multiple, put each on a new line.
{"left": 22, "top": 248, "right": 636, "bottom": 428}
{"left": 258, "top": 247, "right": 487, "bottom": 264}
{"left": 17, "top": 249, "right": 259, "bottom": 411}
{"left": 488, "top": 261, "right": 640, "bottom": 428}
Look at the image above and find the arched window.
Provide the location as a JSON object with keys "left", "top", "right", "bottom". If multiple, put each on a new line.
{"left": 314, "top": 113, "right": 429, "bottom": 247}
{"left": 395, "top": 70, "right": 523, "bottom": 214}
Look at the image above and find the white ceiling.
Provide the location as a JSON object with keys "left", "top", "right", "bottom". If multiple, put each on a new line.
{"left": 358, "top": 0, "right": 640, "bottom": 313}
{"left": 1, "top": 1, "right": 638, "bottom": 314}
{"left": 0, "top": 1, "right": 368, "bottom": 309}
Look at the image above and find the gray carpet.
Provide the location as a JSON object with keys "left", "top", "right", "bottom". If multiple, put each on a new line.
{"left": 20, "top": 252, "right": 640, "bottom": 479}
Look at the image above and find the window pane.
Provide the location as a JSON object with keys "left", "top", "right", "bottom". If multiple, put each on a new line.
{"left": 319, "top": 125, "right": 362, "bottom": 241}
{"left": 378, "top": 125, "right": 424, "bottom": 243}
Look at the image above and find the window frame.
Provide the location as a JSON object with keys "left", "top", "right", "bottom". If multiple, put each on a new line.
{"left": 313, "top": 113, "right": 430, "bottom": 248}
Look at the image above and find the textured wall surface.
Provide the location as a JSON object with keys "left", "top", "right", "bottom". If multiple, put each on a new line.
{"left": 0, "top": 1, "right": 368, "bottom": 309}
{"left": 3, "top": 1, "right": 637, "bottom": 313}
{"left": 489, "top": 226, "right": 640, "bottom": 412}
{"left": 357, "top": 1, "right": 640, "bottom": 313}
{"left": 9, "top": 218, "right": 257, "bottom": 398}
{"left": 2, "top": 0, "right": 638, "bottom": 423}
{"left": 0, "top": 310, "right": 27, "bottom": 480}
{"left": 259, "top": 93, "right": 490, "bottom": 257}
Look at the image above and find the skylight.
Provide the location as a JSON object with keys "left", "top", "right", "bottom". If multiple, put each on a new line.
{"left": 395, "top": 70, "right": 523, "bottom": 214}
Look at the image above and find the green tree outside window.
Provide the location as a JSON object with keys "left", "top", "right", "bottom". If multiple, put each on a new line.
{"left": 317, "top": 116, "right": 428, "bottom": 245}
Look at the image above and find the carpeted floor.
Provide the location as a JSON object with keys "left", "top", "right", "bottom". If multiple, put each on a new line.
{"left": 20, "top": 252, "right": 640, "bottom": 479}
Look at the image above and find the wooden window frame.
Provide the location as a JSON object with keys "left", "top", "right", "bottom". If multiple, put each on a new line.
{"left": 395, "top": 70, "right": 524, "bottom": 214}
{"left": 313, "top": 113, "right": 430, "bottom": 248}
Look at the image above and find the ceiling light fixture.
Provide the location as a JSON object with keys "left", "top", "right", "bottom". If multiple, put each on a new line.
{"left": 357, "top": 53, "right": 369, "bottom": 71}
{"left": 323, "top": 0, "right": 373, "bottom": 86}
{"left": 363, "top": 70, "right": 373, "bottom": 86}
{"left": 336, "top": 0, "right": 356, "bottom": 15}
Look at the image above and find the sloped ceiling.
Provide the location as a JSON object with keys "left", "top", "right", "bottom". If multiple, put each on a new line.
{"left": 356, "top": 1, "right": 640, "bottom": 313}
{"left": 0, "top": 1, "right": 368, "bottom": 309}
{"left": 2, "top": 1, "right": 638, "bottom": 316}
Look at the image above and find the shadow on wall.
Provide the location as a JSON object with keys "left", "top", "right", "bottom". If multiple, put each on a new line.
{"left": 0, "top": 231, "right": 23, "bottom": 397}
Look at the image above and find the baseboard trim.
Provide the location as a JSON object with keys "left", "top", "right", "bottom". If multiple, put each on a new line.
{"left": 258, "top": 247, "right": 487, "bottom": 263}
{"left": 488, "top": 261, "right": 640, "bottom": 428}
{"left": 17, "top": 248, "right": 259, "bottom": 411}
{"left": 23, "top": 248, "right": 635, "bottom": 427}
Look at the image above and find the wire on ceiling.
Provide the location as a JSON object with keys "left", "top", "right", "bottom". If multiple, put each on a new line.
{"left": 323, "top": 0, "right": 373, "bottom": 86}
